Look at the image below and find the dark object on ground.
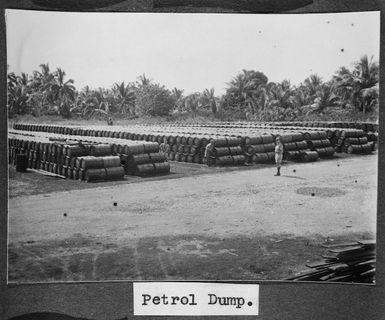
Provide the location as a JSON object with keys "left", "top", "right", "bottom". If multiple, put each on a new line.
{"left": 287, "top": 240, "right": 375, "bottom": 283}
{"left": 16, "top": 154, "right": 28, "bottom": 172}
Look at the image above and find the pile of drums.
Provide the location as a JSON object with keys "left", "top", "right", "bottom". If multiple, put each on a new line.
{"left": 8, "top": 135, "right": 125, "bottom": 182}
{"left": 211, "top": 137, "right": 245, "bottom": 166}
{"left": 11, "top": 122, "right": 377, "bottom": 170}
{"left": 120, "top": 142, "right": 170, "bottom": 176}
{"left": 303, "top": 131, "right": 335, "bottom": 158}
{"left": 8, "top": 130, "right": 171, "bottom": 181}
{"left": 269, "top": 121, "right": 378, "bottom": 133}
{"left": 327, "top": 129, "right": 376, "bottom": 154}
{"left": 243, "top": 132, "right": 320, "bottom": 164}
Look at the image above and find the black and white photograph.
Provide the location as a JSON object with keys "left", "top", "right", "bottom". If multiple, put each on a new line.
{"left": 6, "top": 9, "right": 379, "bottom": 284}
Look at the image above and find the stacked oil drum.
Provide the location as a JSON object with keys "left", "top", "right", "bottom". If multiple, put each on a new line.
{"left": 12, "top": 122, "right": 377, "bottom": 169}
{"left": 121, "top": 132, "right": 247, "bottom": 167}
{"left": 211, "top": 137, "right": 245, "bottom": 166}
{"left": 13, "top": 123, "right": 212, "bottom": 165}
{"left": 120, "top": 142, "right": 170, "bottom": 176}
{"left": 243, "top": 134, "right": 277, "bottom": 164}
{"left": 69, "top": 144, "right": 124, "bottom": 182}
{"left": 8, "top": 136, "right": 30, "bottom": 172}
{"left": 302, "top": 131, "right": 335, "bottom": 158}
{"left": 243, "top": 132, "right": 319, "bottom": 163}
{"left": 8, "top": 134, "right": 125, "bottom": 182}
{"left": 147, "top": 121, "right": 379, "bottom": 134}
{"left": 332, "top": 129, "right": 375, "bottom": 154}
{"left": 366, "top": 131, "right": 379, "bottom": 150}
{"left": 167, "top": 134, "right": 208, "bottom": 164}
{"left": 280, "top": 132, "right": 320, "bottom": 162}
{"left": 9, "top": 130, "right": 171, "bottom": 180}
{"left": 268, "top": 121, "right": 378, "bottom": 132}
{"left": 13, "top": 123, "right": 249, "bottom": 166}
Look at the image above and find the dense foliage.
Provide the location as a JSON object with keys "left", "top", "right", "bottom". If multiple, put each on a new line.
{"left": 7, "top": 55, "right": 379, "bottom": 122}
{"left": 135, "top": 83, "right": 175, "bottom": 117}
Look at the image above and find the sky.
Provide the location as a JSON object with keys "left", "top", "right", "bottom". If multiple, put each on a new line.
{"left": 6, "top": 10, "right": 380, "bottom": 95}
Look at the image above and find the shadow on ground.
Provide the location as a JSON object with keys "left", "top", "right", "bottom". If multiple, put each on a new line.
{"left": 8, "top": 232, "right": 373, "bottom": 283}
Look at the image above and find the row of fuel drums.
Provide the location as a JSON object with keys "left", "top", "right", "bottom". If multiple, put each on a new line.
{"left": 41, "top": 161, "right": 124, "bottom": 182}
{"left": 120, "top": 152, "right": 170, "bottom": 176}
{"left": 8, "top": 137, "right": 125, "bottom": 181}
{"left": 332, "top": 131, "right": 376, "bottom": 154}
{"left": 243, "top": 132, "right": 323, "bottom": 163}
{"left": 208, "top": 138, "right": 245, "bottom": 166}
{"left": 62, "top": 143, "right": 170, "bottom": 178}
{"left": 9, "top": 134, "right": 169, "bottom": 180}
{"left": 147, "top": 121, "right": 379, "bottom": 133}
{"left": 13, "top": 122, "right": 227, "bottom": 148}
{"left": 271, "top": 121, "right": 378, "bottom": 132}
{"left": 160, "top": 136, "right": 244, "bottom": 165}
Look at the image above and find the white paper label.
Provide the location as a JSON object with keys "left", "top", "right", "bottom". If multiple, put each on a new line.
{"left": 133, "top": 282, "right": 259, "bottom": 316}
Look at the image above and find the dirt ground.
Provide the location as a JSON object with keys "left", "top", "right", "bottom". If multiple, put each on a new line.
{"left": 7, "top": 154, "right": 377, "bottom": 283}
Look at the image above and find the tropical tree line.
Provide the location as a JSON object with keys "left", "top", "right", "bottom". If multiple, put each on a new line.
{"left": 7, "top": 55, "right": 379, "bottom": 121}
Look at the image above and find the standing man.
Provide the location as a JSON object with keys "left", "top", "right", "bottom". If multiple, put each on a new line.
{"left": 160, "top": 137, "right": 170, "bottom": 159}
{"left": 274, "top": 136, "right": 284, "bottom": 176}
{"left": 204, "top": 140, "right": 215, "bottom": 167}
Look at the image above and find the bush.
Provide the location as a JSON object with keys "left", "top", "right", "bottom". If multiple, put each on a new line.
{"left": 135, "top": 83, "right": 175, "bottom": 117}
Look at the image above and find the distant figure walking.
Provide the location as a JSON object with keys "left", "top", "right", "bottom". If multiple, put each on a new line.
{"left": 159, "top": 137, "right": 170, "bottom": 159}
{"left": 107, "top": 117, "right": 113, "bottom": 126}
{"left": 204, "top": 140, "right": 214, "bottom": 167}
{"left": 274, "top": 136, "right": 284, "bottom": 176}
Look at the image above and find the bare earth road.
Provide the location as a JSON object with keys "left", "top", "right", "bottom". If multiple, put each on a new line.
{"left": 8, "top": 154, "right": 377, "bottom": 282}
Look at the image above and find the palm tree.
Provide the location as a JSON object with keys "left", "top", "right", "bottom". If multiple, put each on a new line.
{"left": 313, "top": 83, "right": 340, "bottom": 112}
{"left": 73, "top": 86, "right": 97, "bottom": 118}
{"left": 332, "top": 66, "right": 353, "bottom": 106}
{"left": 49, "top": 68, "right": 76, "bottom": 118}
{"left": 18, "top": 73, "right": 30, "bottom": 86}
{"left": 202, "top": 88, "right": 217, "bottom": 116}
{"left": 333, "top": 55, "right": 379, "bottom": 114}
{"left": 251, "top": 80, "right": 300, "bottom": 121}
{"left": 304, "top": 74, "right": 323, "bottom": 97}
{"left": 7, "top": 72, "right": 18, "bottom": 90}
{"left": 226, "top": 69, "right": 268, "bottom": 116}
{"left": 293, "top": 84, "right": 312, "bottom": 107}
{"left": 7, "top": 84, "right": 29, "bottom": 117}
{"left": 360, "top": 85, "right": 379, "bottom": 115}
{"left": 171, "top": 87, "right": 184, "bottom": 112}
{"left": 137, "top": 74, "right": 151, "bottom": 87}
{"left": 184, "top": 93, "right": 201, "bottom": 117}
{"left": 267, "top": 80, "right": 295, "bottom": 110}
{"left": 112, "top": 82, "right": 136, "bottom": 115}
{"left": 7, "top": 72, "right": 31, "bottom": 116}
{"left": 30, "top": 63, "right": 54, "bottom": 92}
{"left": 352, "top": 55, "right": 379, "bottom": 114}
{"left": 354, "top": 55, "right": 379, "bottom": 88}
